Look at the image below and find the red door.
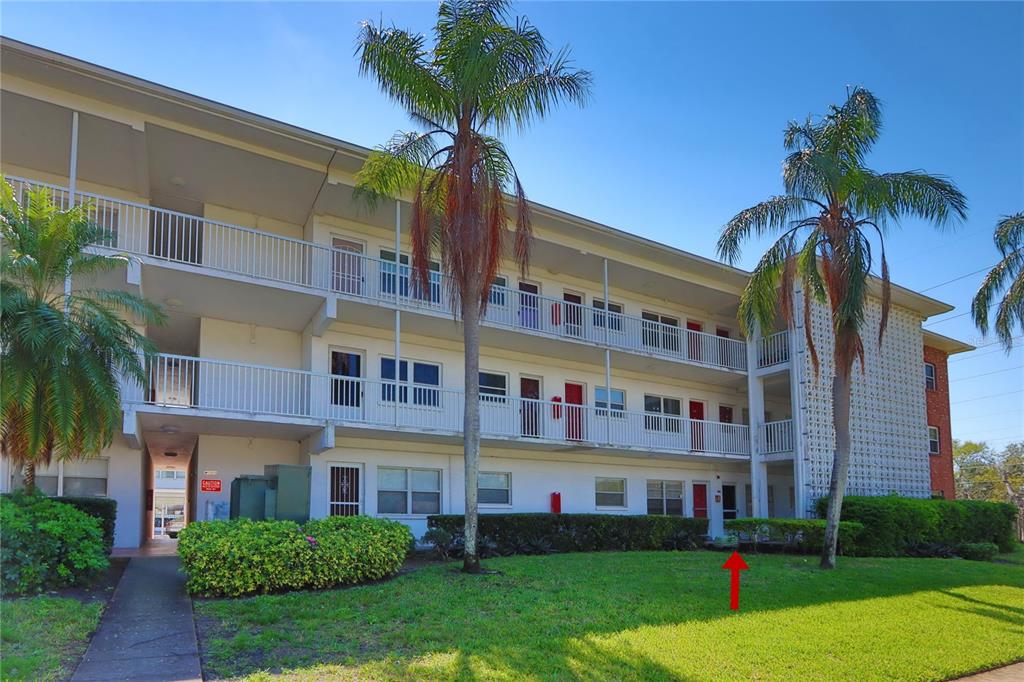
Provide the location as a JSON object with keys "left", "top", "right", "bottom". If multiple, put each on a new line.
{"left": 693, "top": 483, "right": 708, "bottom": 518}
{"left": 565, "top": 382, "right": 584, "bottom": 441}
{"left": 687, "top": 321, "right": 704, "bottom": 361}
{"left": 689, "top": 400, "right": 705, "bottom": 451}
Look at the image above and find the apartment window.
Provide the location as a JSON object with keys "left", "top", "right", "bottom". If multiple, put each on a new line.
{"left": 647, "top": 480, "right": 684, "bottom": 515}
{"left": 595, "top": 387, "right": 626, "bottom": 417}
{"left": 381, "top": 358, "right": 440, "bottom": 406}
{"left": 592, "top": 299, "right": 624, "bottom": 331}
{"left": 377, "top": 467, "right": 441, "bottom": 515}
{"left": 155, "top": 470, "right": 187, "bottom": 480}
{"left": 10, "top": 458, "right": 108, "bottom": 497}
{"left": 488, "top": 275, "right": 508, "bottom": 307}
{"left": 928, "top": 426, "right": 940, "bottom": 455}
{"left": 379, "top": 249, "right": 441, "bottom": 302}
{"left": 924, "top": 362, "right": 937, "bottom": 390}
{"left": 644, "top": 394, "right": 682, "bottom": 432}
{"left": 479, "top": 472, "right": 511, "bottom": 505}
{"left": 596, "top": 477, "right": 627, "bottom": 508}
{"left": 479, "top": 371, "right": 508, "bottom": 402}
{"left": 642, "top": 312, "right": 681, "bottom": 352}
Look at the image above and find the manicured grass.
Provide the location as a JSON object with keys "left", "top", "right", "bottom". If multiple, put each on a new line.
{"left": 0, "top": 596, "right": 103, "bottom": 681}
{"left": 196, "top": 547, "right": 1024, "bottom": 681}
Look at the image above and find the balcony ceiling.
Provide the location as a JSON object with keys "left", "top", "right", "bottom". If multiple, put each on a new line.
{"left": 1, "top": 91, "right": 143, "bottom": 194}
{"left": 145, "top": 125, "right": 325, "bottom": 225}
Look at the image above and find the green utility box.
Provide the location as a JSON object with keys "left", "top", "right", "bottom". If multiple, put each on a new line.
{"left": 229, "top": 475, "right": 270, "bottom": 520}
{"left": 228, "top": 464, "right": 311, "bottom": 523}
{"left": 264, "top": 464, "right": 312, "bottom": 522}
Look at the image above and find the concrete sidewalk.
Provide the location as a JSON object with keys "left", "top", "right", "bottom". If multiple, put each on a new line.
{"left": 957, "top": 662, "right": 1024, "bottom": 680}
{"left": 72, "top": 555, "right": 202, "bottom": 682}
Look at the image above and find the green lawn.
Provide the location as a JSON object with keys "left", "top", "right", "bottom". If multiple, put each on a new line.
{"left": 196, "top": 547, "right": 1024, "bottom": 681}
{"left": 0, "top": 596, "right": 103, "bottom": 681}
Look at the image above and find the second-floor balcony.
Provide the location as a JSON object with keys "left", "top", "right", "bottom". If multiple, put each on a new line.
{"left": 10, "top": 176, "right": 753, "bottom": 374}
{"left": 129, "top": 354, "right": 756, "bottom": 459}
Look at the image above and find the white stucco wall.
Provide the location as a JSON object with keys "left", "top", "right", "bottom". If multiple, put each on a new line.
{"left": 192, "top": 434, "right": 301, "bottom": 521}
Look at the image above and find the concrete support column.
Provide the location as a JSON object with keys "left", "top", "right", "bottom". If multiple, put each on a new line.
{"left": 745, "top": 325, "right": 769, "bottom": 517}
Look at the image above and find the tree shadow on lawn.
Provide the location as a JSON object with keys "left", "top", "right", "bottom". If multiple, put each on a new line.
{"left": 195, "top": 551, "right": 1024, "bottom": 680}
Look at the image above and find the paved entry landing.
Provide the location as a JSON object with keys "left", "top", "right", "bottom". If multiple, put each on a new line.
{"left": 72, "top": 556, "right": 202, "bottom": 682}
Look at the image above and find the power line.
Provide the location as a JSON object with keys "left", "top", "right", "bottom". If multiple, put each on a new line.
{"left": 950, "top": 341, "right": 1023, "bottom": 363}
{"left": 950, "top": 365, "right": 1024, "bottom": 381}
{"left": 918, "top": 263, "right": 998, "bottom": 293}
{"left": 924, "top": 304, "right": 993, "bottom": 327}
{"left": 953, "top": 409, "right": 1023, "bottom": 422}
{"left": 951, "top": 389, "right": 1024, "bottom": 405}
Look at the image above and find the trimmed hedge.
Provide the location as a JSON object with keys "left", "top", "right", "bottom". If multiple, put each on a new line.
{"left": 53, "top": 496, "right": 117, "bottom": 552}
{"left": 725, "top": 518, "right": 864, "bottom": 554}
{"left": 954, "top": 542, "right": 1000, "bottom": 562}
{"left": 177, "top": 515, "right": 413, "bottom": 597}
{"left": 0, "top": 492, "right": 109, "bottom": 595}
{"left": 426, "top": 513, "right": 708, "bottom": 555}
{"left": 815, "top": 496, "right": 1017, "bottom": 556}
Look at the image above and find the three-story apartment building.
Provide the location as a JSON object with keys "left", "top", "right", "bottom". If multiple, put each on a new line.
{"left": 0, "top": 39, "right": 971, "bottom": 548}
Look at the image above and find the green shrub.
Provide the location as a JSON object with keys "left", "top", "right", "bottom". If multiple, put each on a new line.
{"left": 0, "top": 492, "right": 109, "bottom": 595}
{"left": 815, "top": 496, "right": 1017, "bottom": 556}
{"left": 177, "top": 515, "right": 412, "bottom": 597}
{"left": 724, "top": 518, "right": 864, "bottom": 554}
{"left": 426, "top": 513, "right": 708, "bottom": 555}
{"left": 954, "top": 542, "right": 999, "bottom": 562}
{"left": 53, "top": 496, "right": 117, "bottom": 552}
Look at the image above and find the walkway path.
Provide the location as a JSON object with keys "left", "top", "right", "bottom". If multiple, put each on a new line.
{"left": 71, "top": 555, "right": 202, "bottom": 682}
{"left": 957, "top": 662, "right": 1024, "bottom": 680}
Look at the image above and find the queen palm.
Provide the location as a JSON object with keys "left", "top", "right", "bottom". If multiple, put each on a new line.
{"left": 972, "top": 212, "right": 1024, "bottom": 350}
{"left": 717, "top": 88, "right": 966, "bottom": 569}
{"left": 1, "top": 178, "right": 164, "bottom": 490}
{"left": 354, "top": 0, "right": 590, "bottom": 572}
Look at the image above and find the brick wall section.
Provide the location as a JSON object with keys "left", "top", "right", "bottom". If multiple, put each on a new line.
{"left": 924, "top": 345, "right": 955, "bottom": 498}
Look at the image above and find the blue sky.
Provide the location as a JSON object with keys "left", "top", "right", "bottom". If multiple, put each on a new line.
{"left": 3, "top": 1, "right": 1022, "bottom": 448}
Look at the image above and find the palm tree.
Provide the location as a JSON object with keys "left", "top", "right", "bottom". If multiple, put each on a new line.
{"left": 353, "top": 0, "right": 591, "bottom": 572}
{"left": 717, "top": 88, "right": 966, "bottom": 569}
{"left": 1, "top": 178, "right": 164, "bottom": 490}
{"left": 972, "top": 212, "right": 1024, "bottom": 350}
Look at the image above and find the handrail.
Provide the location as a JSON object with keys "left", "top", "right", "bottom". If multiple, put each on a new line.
{"left": 10, "top": 175, "right": 748, "bottom": 372}
{"left": 135, "top": 354, "right": 752, "bottom": 456}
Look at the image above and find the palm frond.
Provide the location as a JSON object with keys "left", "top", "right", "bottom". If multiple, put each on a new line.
{"left": 717, "top": 196, "right": 810, "bottom": 264}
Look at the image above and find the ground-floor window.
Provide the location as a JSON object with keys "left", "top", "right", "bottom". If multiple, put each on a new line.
{"left": 646, "top": 479, "right": 684, "bottom": 515}
{"left": 595, "top": 477, "right": 627, "bottom": 508}
{"left": 9, "top": 458, "right": 108, "bottom": 497}
{"left": 377, "top": 467, "right": 441, "bottom": 515}
{"left": 479, "top": 472, "right": 511, "bottom": 505}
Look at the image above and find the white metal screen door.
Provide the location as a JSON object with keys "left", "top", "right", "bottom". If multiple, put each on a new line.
{"left": 329, "top": 465, "right": 361, "bottom": 516}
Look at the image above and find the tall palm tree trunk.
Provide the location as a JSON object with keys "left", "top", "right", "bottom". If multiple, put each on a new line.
{"left": 22, "top": 461, "right": 36, "bottom": 492}
{"left": 820, "top": 358, "right": 853, "bottom": 569}
{"left": 462, "top": 291, "right": 482, "bottom": 573}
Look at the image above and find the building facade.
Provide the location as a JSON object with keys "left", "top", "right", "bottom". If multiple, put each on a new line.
{"left": 0, "top": 39, "right": 972, "bottom": 548}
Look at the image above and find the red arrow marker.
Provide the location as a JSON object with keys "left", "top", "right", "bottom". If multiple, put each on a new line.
{"left": 721, "top": 551, "right": 750, "bottom": 610}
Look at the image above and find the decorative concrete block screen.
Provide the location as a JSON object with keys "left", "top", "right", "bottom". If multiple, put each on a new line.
{"left": 795, "top": 292, "right": 931, "bottom": 513}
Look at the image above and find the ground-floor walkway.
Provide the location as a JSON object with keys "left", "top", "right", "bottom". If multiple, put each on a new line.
{"left": 959, "top": 662, "right": 1024, "bottom": 680}
{"left": 71, "top": 553, "right": 201, "bottom": 682}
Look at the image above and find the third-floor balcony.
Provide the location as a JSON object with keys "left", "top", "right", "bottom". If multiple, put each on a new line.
{"left": 10, "top": 176, "right": 754, "bottom": 375}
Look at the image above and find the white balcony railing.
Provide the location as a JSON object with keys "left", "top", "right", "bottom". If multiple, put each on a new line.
{"left": 757, "top": 330, "right": 790, "bottom": 368}
{"left": 9, "top": 176, "right": 747, "bottom": 372}
{"left": 761, "top": 419, "right": 795, "bottom": 455}
{"left": 134, "top": 354, "right": 751, "bottom": 457}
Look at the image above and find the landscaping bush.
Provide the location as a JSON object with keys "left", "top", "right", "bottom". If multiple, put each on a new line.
{"left": 0, "top": 492, "right": 109, "bottom": 595}
{"left": 954, "top": 542, "right": 999, "bottom": 562}
{"left": 53, "top": 496, "right": 117, "bottom": 552}
{"left": 815, "top": 496, "right": 1017, "bottom": 556}
{"left": 177, "top": 515, "right": 413, "bottom": 597}
{"left": 426, "top": 513, "right": 708, "bottom": 555}
{"left": 724, "top": 518, "right": 864, "bottom": 554}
